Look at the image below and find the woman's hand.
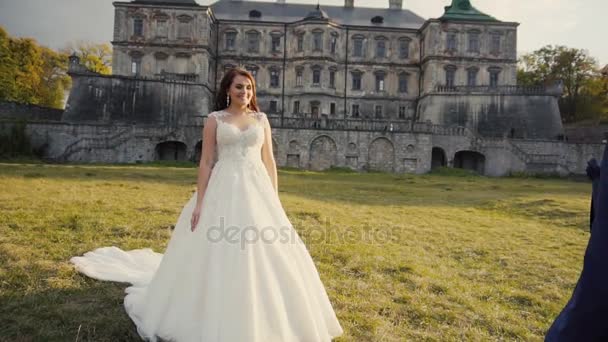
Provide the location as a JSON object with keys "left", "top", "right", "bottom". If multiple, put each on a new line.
{"left": 191, "top": 205, "right": 202, "bottom": 232}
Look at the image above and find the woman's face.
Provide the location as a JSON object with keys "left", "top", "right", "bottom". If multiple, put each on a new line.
{"left": 227, "top": 74, "right": 253, "bottom": 108}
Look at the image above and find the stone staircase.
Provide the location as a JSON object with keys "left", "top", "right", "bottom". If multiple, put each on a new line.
{"left": 463, "top": 127, "right": 564, "bottom": 172}
{"left": 55, "top": 127, "right": 133, "bottom": 162}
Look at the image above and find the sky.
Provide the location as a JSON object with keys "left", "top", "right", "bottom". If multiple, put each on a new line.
{"left": 0, "top": 0, "right": 606, "bottom": 66}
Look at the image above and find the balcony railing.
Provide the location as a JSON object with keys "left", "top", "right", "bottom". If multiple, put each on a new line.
{"left": 157, "top": 72, "right": 199, "bottom": 83}
{"left": 263, "top": 115, "right": 468, "bottom": 135}
{"left": 434, "top": 84, "right": 559, "bottom": 95}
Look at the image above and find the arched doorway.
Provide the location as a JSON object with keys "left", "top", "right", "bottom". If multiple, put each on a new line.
{"left": 454, "top": 150, "right": 485, "bottom": 174}
{"left": 155, "top": 141, "right": 187, "bottom": 161}
{"left": 309, "top": 135, "right": 338, "bottom": 171}
{"left": 368, "top": 137, "right": 395, "bottom": 172}
{"left": 431, "top": 147, "right": 447, "bottom": 170}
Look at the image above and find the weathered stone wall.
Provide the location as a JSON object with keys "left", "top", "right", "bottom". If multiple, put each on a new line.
{"left": 0, "top": 101, "right": 63, "bottom": 121}
{"left": 62, "top": 72, "right": 212, "bottom": 125}
{"left": 11, "top": 117, "right": 603, "bottom": 177}
{"left": 418, "top": 94, "right": 564, "bottom": 140}
{"left": 420, "top": 20, "right": 518, "bottom": 94}
{"left": 112, "top": 2, "right": 213, "bottom": 81}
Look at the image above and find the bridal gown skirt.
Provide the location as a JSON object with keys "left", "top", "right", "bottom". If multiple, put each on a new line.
{"left": 71, "top": 156, "right": 344, "bottom": 341}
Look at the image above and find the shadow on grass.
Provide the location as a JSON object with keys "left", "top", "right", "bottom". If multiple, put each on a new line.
{"left": 0, "top": 281, "right": 140, "bottom": 341}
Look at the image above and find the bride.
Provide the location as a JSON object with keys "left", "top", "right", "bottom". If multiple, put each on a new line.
{"left": 71, "top": 67, "right": 344, "bottom": 341}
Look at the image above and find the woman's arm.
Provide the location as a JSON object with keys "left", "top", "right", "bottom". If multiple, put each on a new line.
{"left": 195, "top": 115, "right": 218, "bottom": 208}
{"left": 261, "top": 115, "right": 278, "bottom": 195}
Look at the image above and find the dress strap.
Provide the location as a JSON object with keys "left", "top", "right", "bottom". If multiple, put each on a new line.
{"left": 208, "top": 110, "right": 230, "bottom": 122}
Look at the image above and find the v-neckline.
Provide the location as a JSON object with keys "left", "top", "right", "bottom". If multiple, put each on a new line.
{"left": 219, "top": 110, "right": 257, "bottom": 133}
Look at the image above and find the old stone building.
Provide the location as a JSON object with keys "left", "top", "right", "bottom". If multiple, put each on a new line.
{"left": 18, "top": 0, "right": 605, "bottom": 175}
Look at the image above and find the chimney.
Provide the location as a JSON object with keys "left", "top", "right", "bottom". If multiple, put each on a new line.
{"left": 345, "top": 0, "right": 354, "bottom": 8}
{"left": 389, "top": 0, "right": 402, "bottom": 9}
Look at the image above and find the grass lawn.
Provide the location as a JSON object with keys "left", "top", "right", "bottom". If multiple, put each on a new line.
{"left": 0, "top": 162, "right": 592, "bottom": 341}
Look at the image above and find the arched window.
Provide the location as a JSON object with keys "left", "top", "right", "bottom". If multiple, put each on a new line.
{"left": 247, "top": 30, "right": 260, "bottom": 53}
{"left": 312, "top": 29, "right": 324, "bottom": 51}
{"left": 312, "top": 65, "right": 322, "bottom": 86}
{"left": 177, "top": 15, "right": 192, "bottom": 39}
{"left": 351, "top": 70, "right": 363, "bottom": 90}
{"left": 269, "top": 68, "right": 280, "bottom": 88}
{"left": 467, "top": 67, "right": 479, "bottom": 86}
{"left": 446, "top": 30, "right": 458, "bottom": 52}
{"left": 352, "top": 34, "right": 365, "bottom": 57}
{"left": 224, "top": 29, "right": 237, "bottom": 51}
{"left": 375, "top": 36, "right": 387, "bottom": 58}
{"left": 398, "top": 72, "right": 409, "bottom": 93}
{"left": 444, "top": 65, "right": 457, "bottom": 87}
{"left": 374, "top": 70, "right": 386, "bottom": 92}
{"left": 467, "top": 29, "right": 481, "bottom": 53}
{"left": 488, "top": 67, "right": 501, "bottom": 87}
{"left": 398, "top": 37, "right": 411, "bottom": 59}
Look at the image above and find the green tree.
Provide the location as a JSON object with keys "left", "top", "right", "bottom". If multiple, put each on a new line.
{"left": 37, "top": 48, "right": 71, "bottom": 108}
{"left": 0, "top": 26, "right": 71, "bottom": 109}
{"left": 62, "top": 41, "right": 112, "bottom": 75}
{"left": 518, "top": 45, "right": 604, "bottom": 122}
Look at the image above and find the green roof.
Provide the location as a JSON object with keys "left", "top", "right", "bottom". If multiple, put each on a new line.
{"left": 440, "top": 0, "right": 498, "bottom": 22}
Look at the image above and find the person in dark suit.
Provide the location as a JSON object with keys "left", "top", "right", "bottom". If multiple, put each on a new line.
{"left": 587, "top": 158, "right": 600, "bottom": 232}
{"left": 545, "top": 141, "right": 608, "bottom": 341}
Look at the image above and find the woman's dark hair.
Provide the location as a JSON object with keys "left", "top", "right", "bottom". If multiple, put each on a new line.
{"left": 214, "top": 67, "right": 260, "bottom": 112}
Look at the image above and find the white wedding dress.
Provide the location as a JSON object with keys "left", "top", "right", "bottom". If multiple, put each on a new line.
{"left": 70, "top": 110, "right": 344, "bottom": 342}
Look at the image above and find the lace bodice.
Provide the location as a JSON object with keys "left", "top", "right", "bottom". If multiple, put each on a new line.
{"left": 208, "top": 110, "right": 267, "bottom": 164}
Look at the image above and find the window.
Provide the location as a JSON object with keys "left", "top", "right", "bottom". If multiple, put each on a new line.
{"left": 133, "top": 18, "right": 143, "bottom": 36}
{"left": 490, "top": 33, "right": 501, "bottom": 54}
{"left": 398, "top": 73, "right": 408, "bottom": 93}
{"left": 353, "top": 37, "right": 363, "bottom": 57}
{"left": 271, "top": 35, "right": 281, "bottom": 53}
{"left": 330, "top": 34, "right": 337, "bottom": 54}
{"left": 399, "top": 106, "right": 407, "bottom": 119}
{"left": 154, "top": 52, "right": 168, "bottom": 74}
{"left": 445, "top": 66, "right": 456, "bottom": 87}
{"left": 245, "top": 65, "right": 258, "bottom": 82}
{"left": 269, "top": 100, "right": 278, "bottom": 113}
{"left": 312, "top": 68, "right": 321, "bottom": 86}
{"left": 156, "top": 20, "right": 168, "bottom": 38}
{"left": 296, "top": 68, "right": 303, "bottom": 87}
{"left": 310, "top": 101, "right": 320, "bottom": 117}
{"left": 249, "top": 10, "right": 261, "bottom": 18}
{"left": 330, "top": 103, "right": 336, "bottom": 115}
{"left": 352, "top": 72, "right": 362, "bottom": 90}
{"left": 329, "top": 70, "right": 336, "bottom": 88}
{"left": 131, "top": 58, "right": 141, "bottom": 75}
{"left": 352, "top": 104, "right": 360, "bottom": 117}
{"left": 247, "top": 31, "right": 260, "bottom": 53}
{"left": 297, "top": 34, "right": 304, "bottom": 52}
{"left": 446, "top": 32, "right": 457, "bottom": 52}
{"left": 177, "top": 15, "right": 192, "bottom": 39}
{"left": 467, "top": 68, "right": 478, "bottom": 86}
{"left": 270, "top": 69, "right": 280, "bottom": 88}
{"left": 376, "top": 39, "right": 386, "bottom": 58}
{"left": 399, "top": 38, "right": 410, "bottom": 59}
{"left": 374, "top": 105, "right": 383, "bottom": 118}
{"left": 313, "top": 30, "right": 323, "bottom": 51}
{"left": 468, "top": 31, "right": 480, "bottom": 53}
{"left": 375, "top": 73, "right": 385, "bottom": 92}
{"left": 225, "top": 31, "right": 236, "bottom": 50}
{"left": 293, "top": 100, "right": 300, "bottom": 114}
{"left": 178, "top": 22, "right": 190, "bottom": 38}
{"left": 489, "top": 68, "right": 500, "bottom": 87}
